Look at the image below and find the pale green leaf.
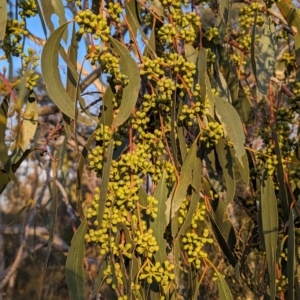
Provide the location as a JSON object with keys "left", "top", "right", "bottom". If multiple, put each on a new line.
{"left": 97, "top": 140, "right": 114, "bottom": 228}
{"left": 256, "top": 16, "right": 276, "bottom": 94}
{"left": 41, "top": 22, "right": 93, "bottom": 125}
{"left": 110, "top": 38, "right": 141, "bottom": 128}
{"left": 234, "top": 150, "right": 250, "bottom": 184}
{"left": 66, "top": 220, "right": 87, "bottom": 300}
{"left": 215, "top": 96, "right": 245, "bottom": 166}
{"left": 217, "top": 273, "right": 234, "bottom": 300}
{"left": 0, "top": 0, "right": 7, "bottom": 41}
{"left": 39, "top": 0, "right": 68, "bottom": 43}
{"left": 10, "top": 92, "right": 38, "bottom": 164}
{"left": 171, "top": 141, "right": 197, "bottom": 217}
{"left": 261, "top": 173, "right": 278, "bottom": 300}
{"left": 288, "top": 209, "right": 295, "bottom": 300}
{"left": 177, "top": 191, "right": 200, "bottom": 237}
{"left": 152, "top": 171, "right": 168, "bottom": 262}
{"left": 216, "top": 139, "right": 235, "bottom": 205}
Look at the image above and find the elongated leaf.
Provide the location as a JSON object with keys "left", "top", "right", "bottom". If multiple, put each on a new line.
{"left": 76, "top": 132, "right": 96, "bottom": 219}
{"left": 0, "top": 0, "right": 7, "bottom": 41}
{"left": 66, "top": 220, "right": 87, "bottom": 300}
{"left": 217, "top": 273, "right": 233, "bottom": 300}
{"left": 274, "top": 133, "right": 289, "bottom": 220}
{"left": 177, "top": 191, "right": 200, "bottom": 237}
{"left": 276, "top": 2, "right": 300, "bottom": 79}
{"left": 110, "top": 38, "right": 141, "bottom": 128}
{"left": 288, "top": 209, "right": 295, "bottom": 300}
{"left": 41, "top": 22, "right": 93, "bottom": 125}
{"left": 256, "top": 16, "right": 276, "bottom": 94}
{"left": 39, "top": 0, "right": 68, "bottom": 43}
{"left": 125, "top": 0, "right": 150, "bottom": 48}
{"left": 215, "top": 97, "right": 245, "bottom": 165}
{"left": 171, "top": 141, "right": 197, "bottom": 217}
{"left": 234, "top": 150, "right": 250, "bottom": 184}
{"left": 152, "top": 171, "right": 168, "bottom": 262}
{"left": 97, "top": 140, "right": 114, "bottom": 228}
{"left": 251, "top": 10, "right": 258, "bottom": 81}
{"left": 90, "top": 259, "right": 106, "bottom": 298}
{"left": 198, "top": 48, "right": 207, "bottom": 102}
{"left": 64, "top": 23, "right": 78, "bottom": 138}
{"left": 216, "top": 139, "right": 235, "bottom": 205}
{"left": 10, "top": 92, "right": 38, "bottom": 164}
{"left": 192, "top": 152, "right": 202, "bottom": 192}
{"left": 261, "top": 173, "right": 278, "bottom": 300}
{"left": 217, "top": 45, "right": 253, "bottom": 124}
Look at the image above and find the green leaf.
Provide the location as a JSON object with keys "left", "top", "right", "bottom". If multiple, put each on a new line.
{"left": 125, "top": 0, "right": 142, "bottom": 35}
{"left": 152, "top": 171, "right": 168, "bottom": 262}
{"left": 256, "top": 16, "right": 277, "bottom": 95}
{"left": 209, "top": 199, "right": 237, "bottom": 266}
{"left": 288, "top": 209, "right": 295, "bottom": 300}
{"left": 171, "top": 141, "right": 197, "bottom": 218}
{"left": 10, "top": 91, "right": 38, "bottom": 164}
{"left": 66, "top": 220, "right": 87, "bottom": 300}
{"left": 216, "top": 139, "right": 235, "bottom": 205}
{"left": 100, "top": 86, "right": 114, "bottom": 127}
{"left": 217, "top": 273, "right": 234, "bottom": 300}
{"left": 39, "top": 0, "right": 68, "bottom": 43}
{"left": 274, "top": 133, "right": 289, "bottom": 220}
{"left": 0, "top": 0, "right": 7, "bottom": 41}
{"left": 97, "top": 140, "right": 114, "bottom": 228}
{"left": 110, "top": 38, "right": 141, "bottom": 128}
{"left": 90, "top": 259, "right": 106, "bottom": 298}
{"left": 64, "top": 23, "right": 78, "bottom": 138}
{"left": 177, "top": 191, "right": 200, "bottom": 237}
{"left": 261, "top": 173, "right": 278, "bottom": 300}
{"left": 251, "top": 10, "right": 258, "bottom": 82}
{"left": 192, "top": 151, "right": 202, "bottom": 192}
{"left": 234, "top": 150, "right": 250, "bottom": 184}
{"left": 197, "top": 48, "right": 207, "bottom": 103}
{"left": 41, "top": 22, "right": 93, "bottom": 125}
{"left": 276, "top": 2, "right": 300, "bottom": 80}
{"left": 217, "top": 45, "right": 253, "bottom": 124}
{"left": 76, "top": 132, "right": 96, "bottom": 219}
{"left": 215, "top": 97, "right": 245, "bottom": 165}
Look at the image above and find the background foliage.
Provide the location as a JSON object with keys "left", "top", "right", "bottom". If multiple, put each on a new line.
{"left": 0, "top": 0, "right": 300, "bottom": 299}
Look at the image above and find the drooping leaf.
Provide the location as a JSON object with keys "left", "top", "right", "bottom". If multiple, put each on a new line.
{"left": 10, "top": 91, "right": 38, "bottom": 164}
{"left": 251, "top": 10, "right": 258, "bottom": 81}
{"left": 152, "top": 171, "right": 168, "bottom": 263}
{"left": 41, "top": 22, "right": 93, "bottom": 125}
{"left": 215, "top": 0, "right": 229, "bottom": 43}
{"left": 274, "top": 133, "right": 289, "bottom": 220}
{"left": 217, "top": 45, "right": 254, "bottom": 124}
{"left": 171, "top": 141, "right": 197, "bottom": 218}
{"left": 215, "top": 97, "right": 245, "bottom": 165}
{"left": 89, "top": 259, "right": 106, "bottom": 298}
{"left": 0, "top": 0, "right": 7, "bottom": 41}
{"left": 110, "top": 38, "right": 141, "bottom": 128}
{"left": 234, "top": 150, "right": 250, "bottom": 184}
{"left": 66, "top": 220, "right": 87, "bottom": 300}
{"left": 276, "top": 2, "right": 300, "bottom": 80}
{"left": 97, "top": 140, "right": 114, "bottom": 228}
{"left": 177, "top": 191, "right": 200, "bottom": 237}
{"left": 256, "top": 16, "right": 277, "bottom": 94}
{"left": 64, "top": 23, "right": 78, "bottom": 138}
{"left": 192, "top": 151, "right": 202, "bottom": 192}
{"left": 76, "top": 132, "right": 96, "bottom": 219}
{"left": 288, "top": 209, "right": 295, "bottom": 300}
{"left": 217, "top": 272, "right": 234, "bottom": 300}
{"left": 216, "top": 139, "right": 235, "bottom": 205}
{"left": 39, "top": 0, "right": 68, "bottom": 43}
{"left": 197, "top": 48, "right": 207, "bottom": 102}
{"left": 260, "top": 173, "right": 278, "bottom": 300}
